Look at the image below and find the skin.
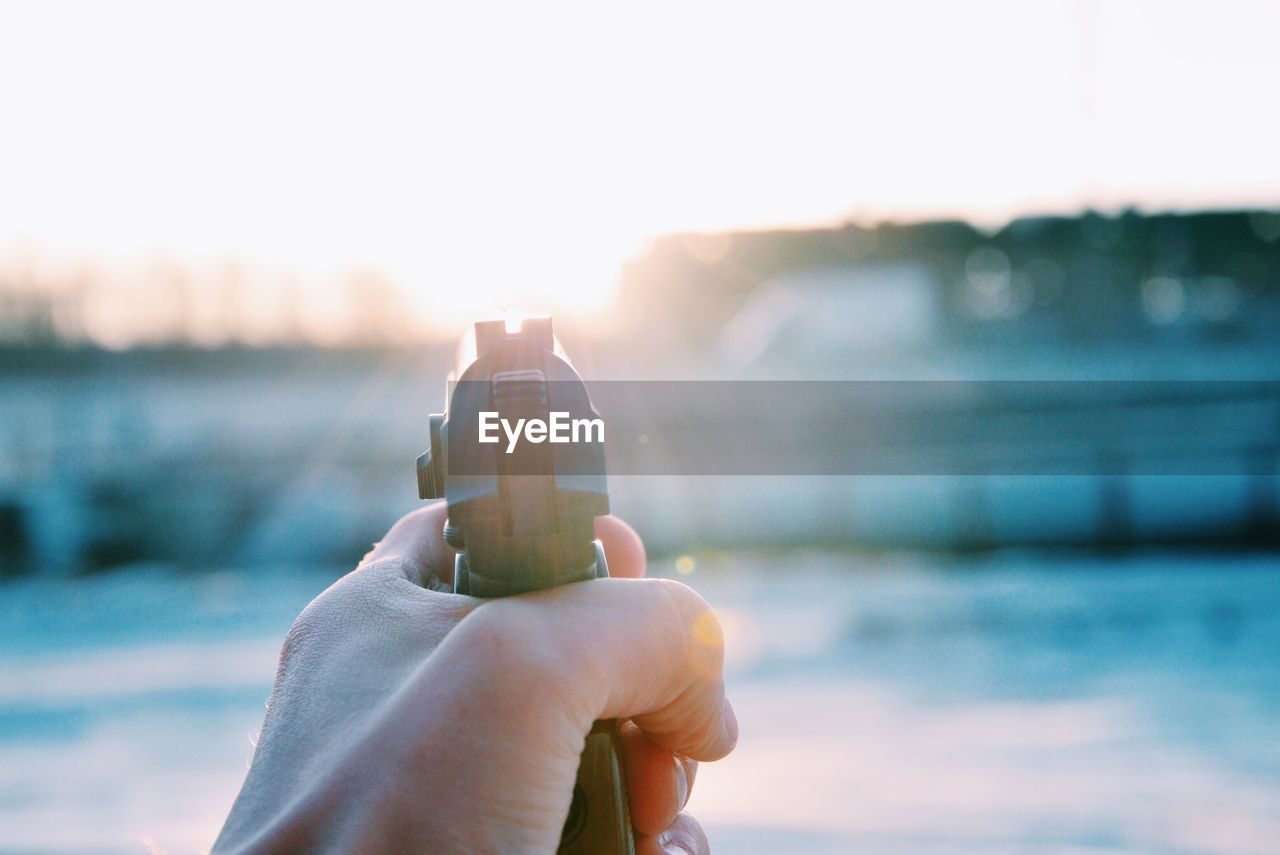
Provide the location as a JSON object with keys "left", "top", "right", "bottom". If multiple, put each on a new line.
{"left": 214, "top": 502, "right": 737, "bottom": 854}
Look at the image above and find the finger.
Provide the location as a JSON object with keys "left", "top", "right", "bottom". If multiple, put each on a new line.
{"left": 620, "top": 721, "right": 699, "bottom": 835}
{"left": 362, "top": 504, "right": 645, "bottom": 588}
{"left": 595, "top": 515, "right": 647, "bottom": 578}
{"left": 361, "top": 501, "right": 454, "bottom": 586}
{"left": 635, "top": 813, "right": 710, "bottom": 855}
{"left": 453, "top": 577, "right": 738, "bottom": 762}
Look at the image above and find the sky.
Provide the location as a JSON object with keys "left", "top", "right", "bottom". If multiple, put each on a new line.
{"left": 2, "top": 0, "right": 1279, "bottom": 338}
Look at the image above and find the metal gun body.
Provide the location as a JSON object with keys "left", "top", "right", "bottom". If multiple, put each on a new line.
{"left": 418, "top": 316, "right": 633, "bottom": 855}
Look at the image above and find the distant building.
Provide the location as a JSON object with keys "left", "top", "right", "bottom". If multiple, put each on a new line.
{"left": 715, "top": 263, "right": 943, "bottom": 376}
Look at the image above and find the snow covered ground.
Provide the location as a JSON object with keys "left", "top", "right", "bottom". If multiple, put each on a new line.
{"left": 1, "top": 551, "right": 1277, "bottom": 854}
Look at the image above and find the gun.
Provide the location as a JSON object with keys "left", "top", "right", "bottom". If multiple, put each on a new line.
{"left": 416, "top": 315, "right": 633, "bottom": 855}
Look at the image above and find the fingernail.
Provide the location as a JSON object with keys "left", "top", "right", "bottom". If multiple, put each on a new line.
{"left": 659, "top": 831, "right": 694, "bottom": 855}
{"left": 721, "top": 696, "right": 739, "bottom": 750}
{"left": 675, "top": 757, "right": 689, "bottom": 808}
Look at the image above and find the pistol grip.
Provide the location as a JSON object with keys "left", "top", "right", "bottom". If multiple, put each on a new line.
{"left": 558, "top": 540, "right": 634, "bottom": 854}
{"left": 454, "top": 540, "right": 635, "bottom": 852}
{"left": 559, "top": 718, "right": 634, "bottom": 855}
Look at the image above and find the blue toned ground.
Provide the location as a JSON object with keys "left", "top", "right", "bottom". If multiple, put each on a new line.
{"left": 0, "top": 552, "right": 1278, "bottom": 854}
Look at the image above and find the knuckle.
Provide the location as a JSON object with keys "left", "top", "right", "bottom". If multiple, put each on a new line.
{"left": 462, "top": 600, "right": 564, "bottom": 684}
{"left": 453, "top": 599, "right": 601, "bottom": 731}
{"left": 278, "top": 596, "right": 333, "bottom": 666}
{"left": 652, "top": 578, "right": 725, "bottom": 668}
{"left": 277, "top": 571, "right": 377, "bottom": 664}
{"left": 651, "top": 578, "right": 710, "bottom": 622}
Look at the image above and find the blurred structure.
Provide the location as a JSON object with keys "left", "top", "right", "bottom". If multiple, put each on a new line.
{"left": 0, "top": 347, "right": 450, "bottom": 577}
{"left": 2, "top": 209, "right": 1279, "bottom": 576}
{"left": 616, "top": 210, "right": 1280, "bottom": 375}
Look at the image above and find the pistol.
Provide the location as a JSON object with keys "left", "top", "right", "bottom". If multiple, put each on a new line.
{"left": 416, "top": 315, "right": 633, "bottom": 854}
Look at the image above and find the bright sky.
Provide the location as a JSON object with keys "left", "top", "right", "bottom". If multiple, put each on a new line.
{"left": 2, "top": 0, "right": 1279, "bottom": 337}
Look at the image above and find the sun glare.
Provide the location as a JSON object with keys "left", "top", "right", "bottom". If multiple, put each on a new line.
{"left": 387, "top": 216, "right": 642, "bottom": 335}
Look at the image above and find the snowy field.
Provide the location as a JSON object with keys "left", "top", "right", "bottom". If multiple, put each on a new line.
{"left": 1, "top": 551, "right": 1278, "bottom": 854}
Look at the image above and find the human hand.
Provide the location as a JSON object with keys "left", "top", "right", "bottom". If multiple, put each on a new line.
{"left": 214, "top": 502, "right": 737, "bottom": 854}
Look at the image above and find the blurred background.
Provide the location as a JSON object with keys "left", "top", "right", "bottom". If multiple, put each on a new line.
{"left": 2, "top": 1, "right": 1279, "bottom": 853}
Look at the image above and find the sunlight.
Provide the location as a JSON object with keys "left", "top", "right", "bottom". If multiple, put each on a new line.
{"left": 3, "top": 0, "right": 1280, "bottom": 345}
{"left": 381, "top": 214, "right": 642, "bottom": 334}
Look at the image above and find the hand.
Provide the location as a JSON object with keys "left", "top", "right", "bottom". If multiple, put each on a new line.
{"left": 214, "top": 502, "right": 737, "bottom": 854}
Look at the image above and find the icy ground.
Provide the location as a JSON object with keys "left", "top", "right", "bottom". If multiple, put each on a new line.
{"left": 0, "top": 551, "right": 1277, "bottom": 854}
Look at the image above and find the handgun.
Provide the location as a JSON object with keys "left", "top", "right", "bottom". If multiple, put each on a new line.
{"left": 416, "top": 315, "right": 633, "bottom": 855}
